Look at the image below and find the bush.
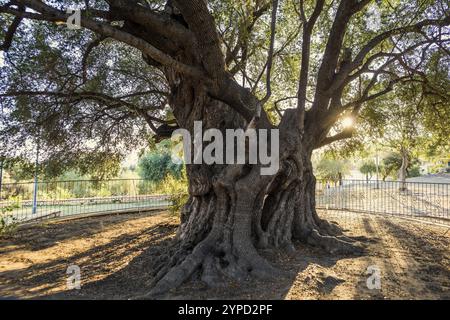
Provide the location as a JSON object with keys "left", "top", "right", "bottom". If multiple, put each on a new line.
{"left": 407, "top": 165, "right": 421, "bottom": 178}
{"left": 138, "top": 141, "right": 184, "bottom": 183}
{"left": 169, "top": 193, "right": 189, "bottom": 215}
{"left": 157, "top": 170, "right": 188, "bottom": 215}
{"left": 0, "top": 199, "right": 20, "bottom": 236}
{"left": 138, "top": 153, "right": 183, "bottom": 183}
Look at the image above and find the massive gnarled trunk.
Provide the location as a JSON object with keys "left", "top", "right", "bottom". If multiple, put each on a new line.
{"left": 2, "top": 0, "right": 445, "bottom": 299}
{"left": 146, "top": 79, "right": 363, "bottom": 297}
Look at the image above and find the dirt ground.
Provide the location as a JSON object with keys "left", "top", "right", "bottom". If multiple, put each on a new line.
{"left": 0, "top": 210, "right": 449, "bottom": 300}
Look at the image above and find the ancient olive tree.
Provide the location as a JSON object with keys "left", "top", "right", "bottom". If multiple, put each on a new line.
{"left": 1, "top": 0, "right": 448, "bottom": 295}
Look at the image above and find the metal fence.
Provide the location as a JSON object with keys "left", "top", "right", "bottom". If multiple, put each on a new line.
{"left": 1, "top": 178, "right": 449, "bottom": 226}
{"left": 0, "top": 179, "right": 171, "bottom": 224}
{"left": 316, "top": 179, "right": 450, "bottom": 226}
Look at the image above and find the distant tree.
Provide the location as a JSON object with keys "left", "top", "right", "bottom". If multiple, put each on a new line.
{"left": 359, "top": 49, "right": 449, "bottom": 189}
{"left": 315, "top": 158, "right": 350, "bottom": 184}
{"left": 380, "top": 152, "right": 422, "bottom": 181}
{"left": 138, "top": 142, "right": 182, "bottom": 183}
{"left": 380, "top": 153, "right": 402, "bottom": 181}
{"left": 359, "top": 160, "right": 377, "bottom": 182}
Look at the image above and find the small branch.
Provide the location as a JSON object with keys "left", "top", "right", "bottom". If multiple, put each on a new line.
{"left": 81, "top": 36, "right": 106, "bottom": 83}
{"left": 225, "top": 2, "right": 271, "bottom": 66}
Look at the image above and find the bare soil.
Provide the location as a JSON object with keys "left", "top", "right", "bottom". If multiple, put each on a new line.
{"left": 0, "top": 210, "right": 449, "bottom": 300}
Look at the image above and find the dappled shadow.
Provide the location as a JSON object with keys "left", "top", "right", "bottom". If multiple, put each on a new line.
{"left": 380, "top": 219, "right": 450, "bottom": 298}
{"left": 0, "top": 211, "right": 164, "bottom": 254}
{"left": 4, "top": 211, "right": 447, "bottom": 300}
{"left": 348, "top": 215, "right": 450, "bottom": 300}
{"left": 0, "top": 221, "right": 177, "bottom": 299}
{"left": 39, "top": 234, "right": 362, "bottom": 300}
{"left": 1, "top": 211, "right": 366, "bottom": 300}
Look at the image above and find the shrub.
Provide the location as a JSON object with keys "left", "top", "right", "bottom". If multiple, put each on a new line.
{"left": 407, "top": 165, "right": 421, "bottom": 178}
{"left": 0, "top": 199, "right": 20, "bottom": 236}
{"left": 138, "top": 153, "right": 183, "bottom": 183}
{"left": 157, "top": 170, "right": 188, "bottom": 215}
{"left": 169, "top": 193, "right": 189, "bottom": 216}
{"left": 138, "top": 141, "right": 184, "bottom": 183}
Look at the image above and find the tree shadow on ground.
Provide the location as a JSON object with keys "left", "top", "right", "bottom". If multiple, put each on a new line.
{"left": 0, "top": 222, "right": 177, "bottom": 299}
{"left": 0, "top": 211, "right": 163, "bottom": 254}
{"left": 47, "top": 242, "right": 363, "bottom": 300}
{"left": 52, "top": 232, "right": 368, "bottom": 299}
{"left": 1, "top": 214, "right": 370, "bottom": 300}
{"left": 380, "top": 219, "right": 450, "bottom": 298}
{"left": 350, "top": 216, "right": 450, "bottom": 300}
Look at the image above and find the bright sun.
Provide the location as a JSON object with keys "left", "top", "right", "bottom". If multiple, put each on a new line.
{"left": 342, "top": 117, "right": 354, "bottom": 128}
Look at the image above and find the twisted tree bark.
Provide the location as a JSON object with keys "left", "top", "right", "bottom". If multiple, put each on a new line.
{"left": 144, "top": 80, "right": 364, "bottom": 297}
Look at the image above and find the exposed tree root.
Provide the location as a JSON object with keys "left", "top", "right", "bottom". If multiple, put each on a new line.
{"left": 137, "top": 195, "right": 364, "bottom": 299}
{"left": 136, "top": 152, "right": 365, "bottom": 299}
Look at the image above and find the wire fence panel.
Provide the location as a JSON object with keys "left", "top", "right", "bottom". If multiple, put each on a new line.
{"left": 1, "top": 178, "right": 449, "bottom": 226}
{"left": 0, "top": 179, "right": 171, "bottom": 224}
{"left": 316, "top": 179, "right": 450, "bottom": 226}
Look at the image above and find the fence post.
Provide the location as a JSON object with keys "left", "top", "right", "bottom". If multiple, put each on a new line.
{"left": 32, "top": 140, "right": 40, "bottom": 215}
{"left": 0, "top": 158, "right": 3, "bottom": 201}
{"left": 375, "top": 152, "right": 380, "bottom": 189}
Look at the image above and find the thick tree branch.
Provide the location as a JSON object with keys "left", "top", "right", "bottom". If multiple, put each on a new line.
{"left": 174, "top": 0, "right": 225, "bottom": 82}
{"left": 296, "top": 0, "right": 325, "bottom": 130}
{"left": 106, "top": 0, "right": 196, "bottom": 51}
{"left": 313, "top": 0, "right": 370, "bottom": 107}
{"left": 315, "top": 128, "right": 354, "bottom": 149}
{"left": 0, "top": 4, "right": 24, "bottom": 52}
{"left": 11, "top": 0, "right": 208, "bottom": 81}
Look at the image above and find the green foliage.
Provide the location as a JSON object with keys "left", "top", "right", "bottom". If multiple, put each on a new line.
{"left": 156, "top": 169, "right": 188, "bottom": 215}
{"left": 359, "top": 161, "right": 377, "bottom": 180}
{"left": 359, "top": 73, "right": 449, "bottom": 172}
{"left": 380, "top": 153, "right": 402, "bottom": 180}
{"left": 137, "top": 141, "right": 188, "bottom": 215}
{"left": 138, "top": 141, "right": 183, "bottom": 183}
{"left": 0, "top": 199, "right": 20, "bottom": 236}
{"left": 138, "top": 153, "right": 171, "bottom": 182}
{"left": 168, "top": 193, "right": 189, "bottom": 216}
{"left": 379, "top": 152, "right": 421, "bottom": 180}
{"left": 1, "top": 157, "right": 36, "bottom": 182}
{"left": 408, "top": 165, "right": 421, "bottom": 178}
